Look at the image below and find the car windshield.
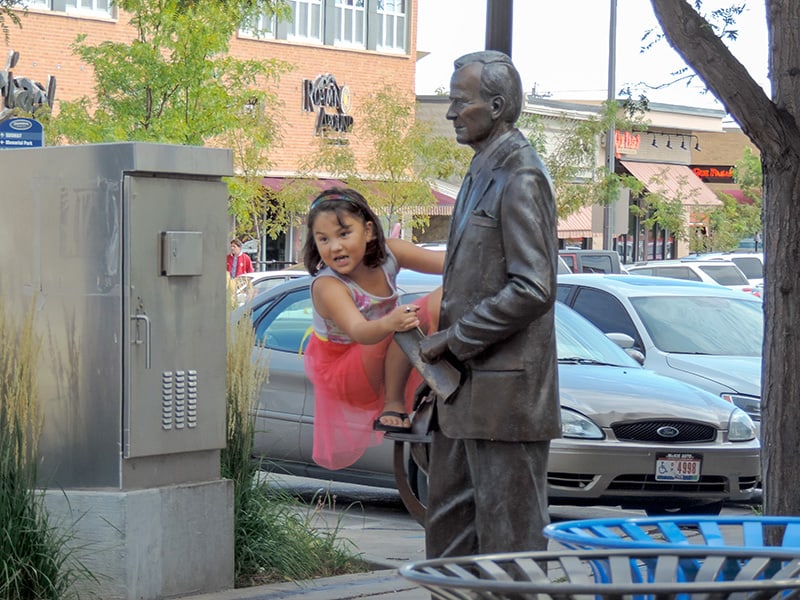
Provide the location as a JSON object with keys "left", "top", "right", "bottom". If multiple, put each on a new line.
{"left": 630, "top": 295, "right": 762, "bottom": 355}
{"left": 555, "top": 304, "right": 639, "bottom": 368}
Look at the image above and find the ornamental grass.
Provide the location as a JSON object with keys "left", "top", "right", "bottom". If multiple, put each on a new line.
{"left": 223, "top": 277, "right": 364, "bottom": 586}
{"left": 0, "top": 298, "right": 93, "bottom": 599}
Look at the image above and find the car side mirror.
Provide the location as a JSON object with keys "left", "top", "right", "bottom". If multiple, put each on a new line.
{"left": 605, "top": 332, "right": 645, "bottom": 365}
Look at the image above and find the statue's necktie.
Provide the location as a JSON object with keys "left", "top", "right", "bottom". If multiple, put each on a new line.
{"left": 453, "top": 172, "right": 474, "bottom": 236}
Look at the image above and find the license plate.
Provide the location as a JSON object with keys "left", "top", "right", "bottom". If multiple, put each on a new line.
{"left": 655, "top": 453, "right": 701, "bottom": 481}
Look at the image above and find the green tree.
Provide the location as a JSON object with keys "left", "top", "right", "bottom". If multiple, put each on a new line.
{"left": 53, "top": 0, "right": 291, "bottom": 146}
{"left": 649, "top": 0, "right": 797, "bottom": 517}
{"left": 706, "top": 147, "right": 762, "bottom": 250}
{"left": 625, "top": 171, "right": 691, "bottom": 244}
{"left": 50, "top": 0, "right": 294, "bottom": 247}
{"left": 521, "top": 100, "right": 647, "bottom": 221}
{"left": 0, "top": 0, "right": 22, "bottom": 42}
{"left": 217, "top": 95, "right": 308, "bottom": 246}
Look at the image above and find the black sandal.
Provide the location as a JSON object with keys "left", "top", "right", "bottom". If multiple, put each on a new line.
{"left": 373, "top": 410, "right": 412, "bottom": 433}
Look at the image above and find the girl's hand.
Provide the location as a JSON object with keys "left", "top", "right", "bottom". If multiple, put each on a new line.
{"left": 388, "top": 304, "right": 420, "bottom": 332}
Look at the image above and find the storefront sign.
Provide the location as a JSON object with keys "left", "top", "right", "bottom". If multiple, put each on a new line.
{"left": 691, "top": 165, "right": 735, "bottom": 183}
{"left": 614, "top": 130, "right": 640, "bottom": 157}
{"left": 302, "top": 74, "right": 354, "bottom": 137}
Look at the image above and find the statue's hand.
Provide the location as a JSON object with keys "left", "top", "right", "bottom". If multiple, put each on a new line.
{"left": 419, "top": 330, "right": 449, "bottom": 363}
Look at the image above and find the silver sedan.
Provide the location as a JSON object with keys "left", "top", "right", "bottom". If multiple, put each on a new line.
{"left": 245, "top": 271, "right": 760, "bottom": 515}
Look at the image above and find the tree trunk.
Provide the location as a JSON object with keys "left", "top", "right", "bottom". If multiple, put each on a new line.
{"left": 760, "top": 154, "right": 800, "bottom": 516}
{"left": 650, "top": 0, "right": 800, "bottom": 515}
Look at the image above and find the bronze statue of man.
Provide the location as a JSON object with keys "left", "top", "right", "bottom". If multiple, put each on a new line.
{"left": 419, "top": 50, "right": 561, "bottom": 557}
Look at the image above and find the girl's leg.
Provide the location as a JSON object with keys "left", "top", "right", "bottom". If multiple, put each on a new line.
{"left": 377, "top": 287, "right": 442, "bottom": 429}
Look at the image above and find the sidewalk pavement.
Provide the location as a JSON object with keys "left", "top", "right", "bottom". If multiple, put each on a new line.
{"left": 184, "top": 496, "right": 431, "bottom": 600}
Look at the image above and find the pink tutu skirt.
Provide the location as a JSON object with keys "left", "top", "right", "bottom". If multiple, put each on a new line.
{"left": 304, "top": 298, "right": 430, "bottom": 470}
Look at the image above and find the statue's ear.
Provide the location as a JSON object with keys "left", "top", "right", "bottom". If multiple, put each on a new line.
{"left": 490, "top": 95, "right": 505, "bottom": 119}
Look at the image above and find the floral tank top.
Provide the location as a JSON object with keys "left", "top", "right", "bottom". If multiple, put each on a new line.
{"left": 310, "top": 249, "right": 400, "bottom": 344}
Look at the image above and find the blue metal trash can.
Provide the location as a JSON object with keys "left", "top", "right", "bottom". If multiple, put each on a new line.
{"left": 544, "top": 516, "right": 800, "bottom": 554}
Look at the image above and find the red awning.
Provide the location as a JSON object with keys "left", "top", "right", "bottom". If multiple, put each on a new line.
{"left": 722, "top": 189, "right": 755, "bottom": 205}
{"left": 621, "top": 161, "right": 721, "bottom": 206}
{"left": 432, "top": 189, "right": 455, "bottom": 205}
{"left": 558, "top": 205, "right": 593, "bottom": 238}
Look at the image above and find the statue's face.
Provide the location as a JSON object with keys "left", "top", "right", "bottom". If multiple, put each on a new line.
{"left": 447, "top": 63, "right": 496, "bottom": 150}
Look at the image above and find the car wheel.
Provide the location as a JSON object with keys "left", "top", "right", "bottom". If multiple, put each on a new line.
{"left": 644, "top": 501, "right": 724, "bottom": 517}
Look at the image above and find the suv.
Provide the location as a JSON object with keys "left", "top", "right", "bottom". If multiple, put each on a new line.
{"left": 690, "top": 252, "right": 764, "bottom": 287}
{"left": 626, "top": 259, "right": 756, "bottom": 293}
{"left": 559, "top": 249, "right": 624, "bottom": 274}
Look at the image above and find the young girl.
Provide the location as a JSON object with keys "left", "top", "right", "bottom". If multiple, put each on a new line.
{"left": 302, "top": 188, "right": 444, "bottom": 471}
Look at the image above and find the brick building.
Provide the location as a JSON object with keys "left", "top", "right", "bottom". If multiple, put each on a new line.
{"left": 5, "top": 1, "right": 418, "bottom": 174}
{"left": 5, "top": 1, "right": 422, "bottom": 264}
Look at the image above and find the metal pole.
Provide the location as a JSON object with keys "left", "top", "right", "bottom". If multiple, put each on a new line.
{"left": 602, "top": 0, "right": 618, "bottom": 250}
{"left": 486, "top": 0, "right": 513, "bottom": 56}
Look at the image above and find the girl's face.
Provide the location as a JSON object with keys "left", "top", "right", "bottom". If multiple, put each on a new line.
{"left": 311, "top": 209, "right": 374, "bottom": 276}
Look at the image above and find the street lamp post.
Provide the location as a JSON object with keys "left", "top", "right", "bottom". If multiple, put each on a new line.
{"left": 602, "top": 0, "right": 618, "bottom": 250}
{"left": 485, "top": 0, "right": 513, "bottom": 56}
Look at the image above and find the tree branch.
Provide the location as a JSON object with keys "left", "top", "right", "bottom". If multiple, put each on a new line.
{"left": 649, "top": 0, "right": 789, "bottom": 157}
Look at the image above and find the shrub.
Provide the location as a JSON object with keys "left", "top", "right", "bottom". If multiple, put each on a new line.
{"left": 0, "top": 299, "right": 93, "bottom": 599}
{"left": 222, "top": 293, "right": 364, "bottom": 586}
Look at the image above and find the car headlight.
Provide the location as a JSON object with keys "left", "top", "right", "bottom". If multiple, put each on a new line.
{"left": 728, "top": 408, "right": 757, "bottom": 441}
{"left": 720, "top": 393, "right": 761, "bottom": 422}
{"left": 561, "top": 408, "right": 604, "bottom": 439}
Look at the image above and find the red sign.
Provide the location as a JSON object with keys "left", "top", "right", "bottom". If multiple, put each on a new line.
{"left": 691, "top": 165, "right": 735, "bottom": 183}
{"left": 614, "top": 130, "right": 640, "bottom": 157}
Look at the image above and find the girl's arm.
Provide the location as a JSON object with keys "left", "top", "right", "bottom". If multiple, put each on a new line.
{"left": 312, "top": 276, "right": 420, "bottom": 345}
{"left": 387, "top": 238, "right": 445, "bottom": 274}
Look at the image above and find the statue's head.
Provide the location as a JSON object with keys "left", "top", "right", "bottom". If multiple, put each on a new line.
{"left": 453, "top": 51, "right": 523, "bottom": 125}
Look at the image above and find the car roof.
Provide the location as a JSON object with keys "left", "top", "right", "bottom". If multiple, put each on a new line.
{"left": 689, "top": 252, "right": 764, "bottom": 263}
{"left": 558, "top": 273, "right": 760, "bottom": 300}
{"left": 243, "top": 268, "right": 442, "bottom": 306}
{"left": 242, "top": 269, "right": 308, "bottom": 279}
{"left": 628, "top": 258, "right": 740, "bottom": 267}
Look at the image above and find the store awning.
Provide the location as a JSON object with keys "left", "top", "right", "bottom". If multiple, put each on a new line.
{"left": 722, "top": 189, "right": 755, "bottom": 205}
{"left": 261, "top": 177, "right": 455, "bottom": 214}
{"left": 558, "top": 205, "right": 593, "bottom": 238}
{"left": 621, "top": 161, "right": 721, "bottom": 207}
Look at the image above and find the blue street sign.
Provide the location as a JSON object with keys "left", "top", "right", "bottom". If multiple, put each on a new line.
{"left": 0, "top": 117, "right": 44, "bottom": 148}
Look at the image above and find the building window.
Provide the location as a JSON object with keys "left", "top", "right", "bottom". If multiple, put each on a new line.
{"left": 27, "top": 0, "right": 51, "bottom": 8}
{"left": 240, "top": 10, "right": 277, "bottom": 39}
{"left": 334, "top": 0, "right": 365, "bottom": 48}
{"left": 376, "top": 0, "right": 406, "bottom": 52}
{"left": 288, "top": 0, "right": 322, "bottom": 43}
{"left": 65, "top": 0, "right": 112, "bottom": 16}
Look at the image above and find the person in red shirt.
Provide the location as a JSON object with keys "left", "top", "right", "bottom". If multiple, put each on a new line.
{"left": 227, "top": 238, "right": 254, "bottom": 277}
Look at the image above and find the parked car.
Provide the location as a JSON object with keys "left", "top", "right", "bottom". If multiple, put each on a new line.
{"left": 688, "top": 252, "right": 764, "bottom": 287}
{"left": 234, "top": 269, "right": 309, "bottom": 306}
{"left": 557, "top": 274, "right": 763, "bottom": 429}
{"left": 625, "top": 259, "right": 758, "bottom": 295}
{"left": 240, "top": 238, "right": 259, "bottom": 262}
{"left": 243, "top": 272, "right": 759, "bottom": 515}
{"left": 420, "top": 243, "right": 571, "bottom": 274}
{"left": 559, "top": 249, "right": 624, "bottom": 274}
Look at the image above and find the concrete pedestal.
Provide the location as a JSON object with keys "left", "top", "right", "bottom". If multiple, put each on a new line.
{"left": 44, "top": 479, "right": 234, "bottom": 599}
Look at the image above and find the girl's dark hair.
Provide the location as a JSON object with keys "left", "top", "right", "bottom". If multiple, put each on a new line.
{"left": 302, "top": 187, "right": 387, "bottom": 275}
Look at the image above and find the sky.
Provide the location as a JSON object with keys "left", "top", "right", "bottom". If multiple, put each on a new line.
{"left": 416, "top": 1, "right": 770, "bottom": 113}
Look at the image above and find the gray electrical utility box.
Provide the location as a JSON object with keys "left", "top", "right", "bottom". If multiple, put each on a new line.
{"left": 0, "top": 142, "right": 232, "bottom": 490}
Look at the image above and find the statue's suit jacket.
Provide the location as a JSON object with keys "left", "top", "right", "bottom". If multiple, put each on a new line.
{"left": 437, "top": 128, "right": 562, "bottom": 442}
